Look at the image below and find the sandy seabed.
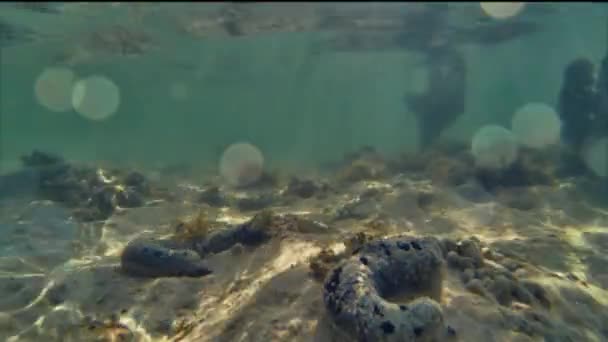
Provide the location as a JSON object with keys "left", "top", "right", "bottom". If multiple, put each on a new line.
{"left": 1, "top": 153, "right": 608, "bottom": 342}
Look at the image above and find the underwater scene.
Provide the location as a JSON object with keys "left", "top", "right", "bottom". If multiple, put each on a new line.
{"left": 1, "top": 2, "right": 608, "bottom": 341}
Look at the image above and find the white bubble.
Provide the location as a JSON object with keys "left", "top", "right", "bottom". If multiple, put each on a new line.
{"left": 582, "top": 137, "right": 608, "bottom": 177}
{"left": 511, "top": 102, "right": 561, "bottom": 149}
{"left": 480, "top": 2, "right": 525, "bottom": 19}
{"left": 34, "top": 67, "right": 77, "bottom": 112}
{"left": 71, "top": 75, "right": 121, "bottom": 121}
{"left": 219, "top": 142, "right": 265, "bottom": 187}
{"left": 471, "top": 125, "right": 518, "bottom": 170}
{"left": 169, "top": 82, "right": 190, "bottom": 101}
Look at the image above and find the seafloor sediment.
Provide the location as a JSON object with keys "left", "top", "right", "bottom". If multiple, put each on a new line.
{"left": 0, "top": 145, "right": 608, "bottom": 342}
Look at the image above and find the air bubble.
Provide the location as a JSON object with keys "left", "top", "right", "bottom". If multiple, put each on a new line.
{"left": 34, "top": 67, "right": 77, "bottom": 113}
{"left": 511, "top": 102, "right": 561, "bottom": 149}
{"left": 480, "top": 2, "right": 525, "bottom": 19}
{"left": 219, "top": 142, "right": 265, "bottom": 187}
{"left": 72, "top": 75, "right": 121, "bottom": 121}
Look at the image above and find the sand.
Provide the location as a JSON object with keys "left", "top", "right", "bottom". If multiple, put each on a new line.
{"left": 0, "top": 165, "right": 607, "bottom": 342}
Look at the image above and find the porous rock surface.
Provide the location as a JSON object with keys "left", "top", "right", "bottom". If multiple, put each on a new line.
{"left": 323, "top": 236, "right": 449, "bottom": 341}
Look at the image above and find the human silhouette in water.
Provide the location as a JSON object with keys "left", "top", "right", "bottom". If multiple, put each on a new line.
{"left": 560, "top": 12, "right": 608, "bottom": 153}
{"left": 558, "top": 58, "right": 602, "bottom": 150}
{"left": 557, "top": 54, "right": 608, "bottom": 177}
{"left": 405, "top": 46, "right": 467, "bottom": 149}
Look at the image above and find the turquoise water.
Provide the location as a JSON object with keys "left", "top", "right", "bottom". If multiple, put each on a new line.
{"left": 1, "top": 3, "right": 608, "bottom": 342}
{"left": 1, "top": 3, "right": 604, "bottom": 169}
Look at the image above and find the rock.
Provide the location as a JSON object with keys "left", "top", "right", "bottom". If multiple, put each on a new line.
{"left": 124, "top": 171, "right": 150, "bottom": 195}
{"left": 496, "top": 187, "right": 540, "bottom": 211}
{"left": 461, "top": 268, "right": 475, "bottom": 283}
{"left": 338, "top": 155, "right": 387, "bottom": 183}
{"left": 21, "top": 150, "right": 64, "bottom": 167}
{"left": 520, "top": 280, "right": 551, "bottom": 308}
{"left": 465, "top": 279, "right": 486, "bottom": 296}
{"left": 335, "top": 197, "right": 377, "bottom": 220}
{"left": 457, "top": 239, "right": 484, "bottom": 267}
{"left": 454, "top": 181, "right": 493, "bottom": 203}
{"left": 235, "top": 194, "right": 276, "bottom": 211}
{"left": 45, "top": 282, "right": 69, "bottom": 305}
{"left": 486, "top": 275, "right": 515, "bottom": 305}
{"left": 446, "top": 251, "right": 474, "bottom": 270}
{"left": 14, "top": 150, "right": 153, "bottom": 221}
{"left": 440, "top": 238, "right": 458, "bottom": 254}
{"left": 426, "top": 157, "right": 472, "bottom": 187}
{"left": 116, "top": 186, "right": 144, "bottom": 208}
{"left": 323, "top": 235, "right": 449, "bottom": 341}
{"left": 285, "top": 177, "right": 319, "bottom": 198}
{"left": 197, "top": 186, "right": 226, "bottom": 207}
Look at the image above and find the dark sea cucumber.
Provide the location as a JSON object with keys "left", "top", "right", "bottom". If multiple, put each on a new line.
{"left": 120, "top": 214, "right": 274, "bottom": 278}
{"left": 323, "top": 236, "right": 448, "bottom": 341}
{"left": 120, "top": 239, "right": 211, "bottom": 277}
{"left": 191, "top": 218, "right": 273, "bottom": 257}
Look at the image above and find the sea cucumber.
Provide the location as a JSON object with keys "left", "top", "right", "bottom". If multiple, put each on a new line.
{"left": 120, "top": 212, "right": 274, "bottom": 277}
{"left": 191, "top": 218, "right": 274, "bottom": 257}
{"left": 120, "top": 239, "right": 211, "bottom": 277}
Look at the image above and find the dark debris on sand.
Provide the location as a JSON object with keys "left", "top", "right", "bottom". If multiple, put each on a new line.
{"left": 3, "top": 150, "right": 168, "bottom": 222}
{"left": 120, "top": 210, "right": 329, "bottom": 278}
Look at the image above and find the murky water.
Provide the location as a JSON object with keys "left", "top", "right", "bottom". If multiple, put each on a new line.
{"left": 1, "top": 3, "right": 607, "bottom": 342}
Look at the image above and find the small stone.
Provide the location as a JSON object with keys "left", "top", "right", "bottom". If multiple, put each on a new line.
{"left": 236, "top": 194, "right": 275, "bottom": 211}
{"left": 474, "top": 267, "right": 492, "bottom": 280}
{"left": 512, "top": 284, "right": 534, "bottom": 304}
{"left": 441, "top": 238, "right": 458, "bottom": 254}
{"left": 461, "top": 268, "right": 475, "bottom": 283}
{"left": 465, "top": 279, "right": 486, "bottom": 296}
{"left": 487, "top": 275, "right": 515, "bottom": 306}
{"left": 116, "top": 187, "right": 144, "bottom": 208}
{"left": 502, "top": 259, "right": 521, "bottom": 272}
{"left": 458, "top": 239, "right": 483, "bottom": 267}
{"left": 155, "top": 319, "right": 173, "bottom": 334}
{"left": 197, "top": 186, "right": 226, "bottom": 207}
{"left": 286, "top": 178, "right": 319, "bottom": 199}
{"left": 447, "top": 251, "right": 474, "bottom": 270}
{"left": 46, "top": 282, "right": 68, "bottom": 305}
{"left": 481, "top": 247, "right": 495, "bottom": 260}
{"left": 335, "top": 198, "right": 376, "bottom": 220}
{"left": 521, "top": 281, "right": 551, "bottom": 308}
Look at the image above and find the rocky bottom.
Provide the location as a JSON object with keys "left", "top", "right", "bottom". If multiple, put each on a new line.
{"left": 323, "top": 236, "right": 448, "bottom": 342}
{"left": 1, "top": 147, "right": 608, "bottom": 341}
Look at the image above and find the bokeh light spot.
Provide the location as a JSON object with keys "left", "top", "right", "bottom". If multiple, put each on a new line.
{"left": 219, "top": 142, "right": 265, "bottom": 187}
{"left": 71, "top": 75, "right": 121, "bottom": 121}
{"left": 582, "top": 137, "right": 608, "bottom": 178}
{"left": 471, "top": 125, "right": 518, "bottom": 170}
{"left": 34, "top": 67, "right": 77, "bottom": 113}
{"left": 511, "top": 102, "right": 561, "bottom": 149}
{"left": 480, "top": 2, "right": 525, "bottom": 19}
{"left": 169, "top": 82, "right": 190, "bottom": 101}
